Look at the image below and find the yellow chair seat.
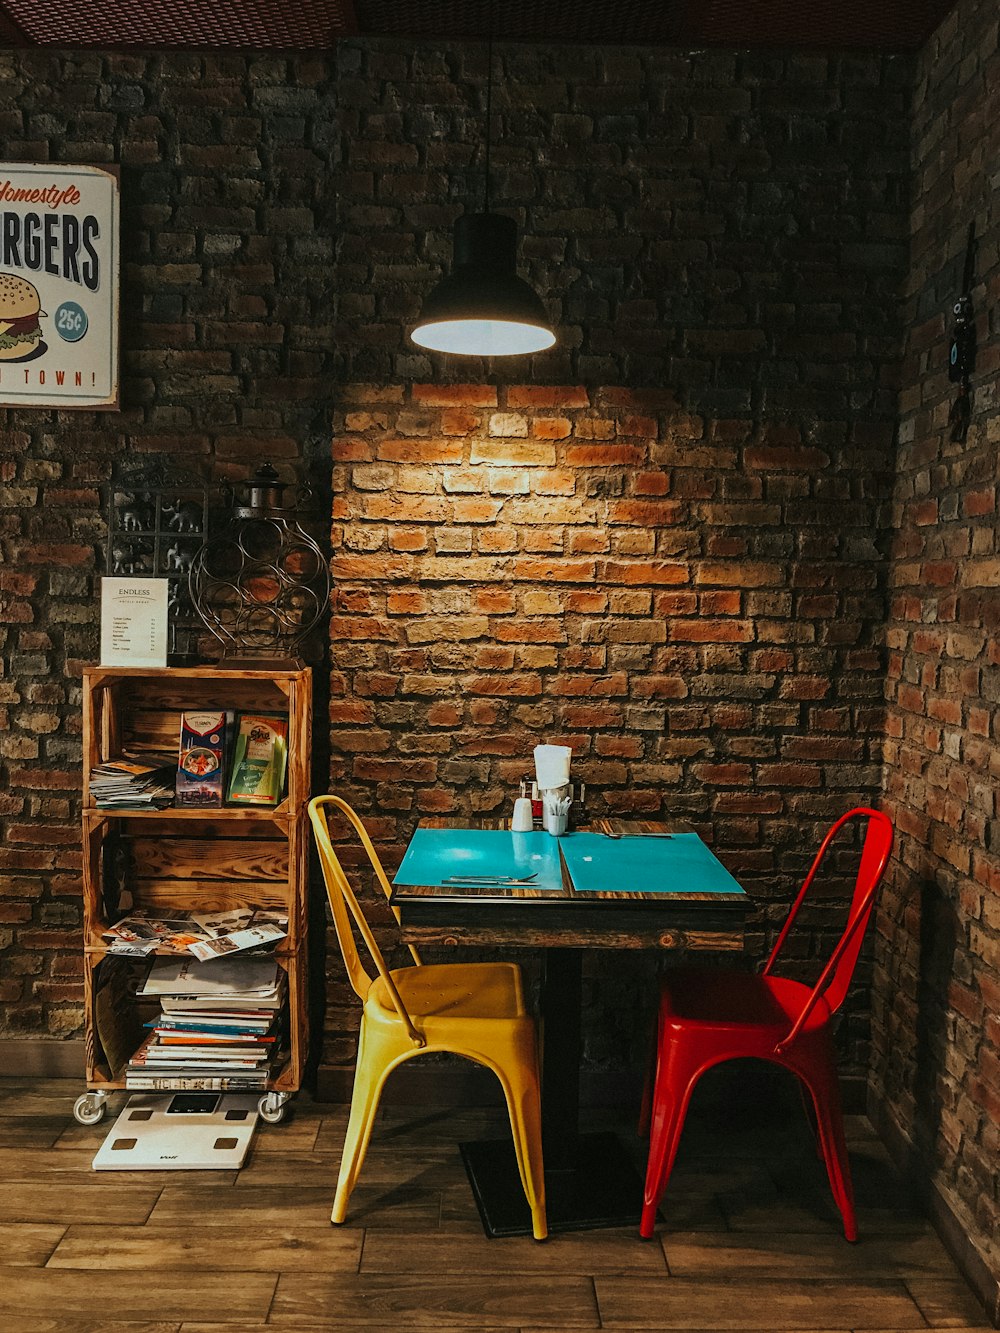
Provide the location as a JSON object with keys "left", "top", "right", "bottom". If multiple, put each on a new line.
{"left": 370, "top": 962, "right": 528, "bottom": 1024}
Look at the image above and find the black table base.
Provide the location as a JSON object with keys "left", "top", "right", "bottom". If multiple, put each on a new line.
{"left": 459, "top": 1130, "right": 645, "bottom": 1237}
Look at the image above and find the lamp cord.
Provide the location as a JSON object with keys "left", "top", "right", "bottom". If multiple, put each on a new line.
{"left": 484, "top": 31, "right": 493, "bottom": 215}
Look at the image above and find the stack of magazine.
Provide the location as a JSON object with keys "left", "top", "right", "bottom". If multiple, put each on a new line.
{"left": 89, "top": 753, "right": 176, "bottom": 811}
{"left": 127, "top": 955, "right": 286, "bottom": 1091}
{"left": 102, "top": 908, "right": 287, "bottom": 959}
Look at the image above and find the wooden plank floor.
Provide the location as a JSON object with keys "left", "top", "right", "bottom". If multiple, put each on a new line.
{"left": 0, "top": 1076, "right": 991, "bottom": 1332}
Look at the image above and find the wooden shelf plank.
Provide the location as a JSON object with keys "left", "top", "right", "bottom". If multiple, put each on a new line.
{"left": 83, "top": 803, "right": 294, "bottom": 821}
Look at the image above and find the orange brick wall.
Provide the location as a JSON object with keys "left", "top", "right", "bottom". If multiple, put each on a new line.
{"left": 325, "top": 381, "right": 894, "bottom": 1077}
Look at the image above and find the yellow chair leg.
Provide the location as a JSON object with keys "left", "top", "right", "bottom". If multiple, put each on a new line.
{"left": 332, "top": 1021, "right": 392, "bottom": 1225}
{"left": 495, "top": 1052, "right": 547, "bottom": 1241}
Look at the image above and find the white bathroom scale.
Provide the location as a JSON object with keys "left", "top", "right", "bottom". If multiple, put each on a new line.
{"left": 92, "top": 1092, "right": 259, "bottom": 1170}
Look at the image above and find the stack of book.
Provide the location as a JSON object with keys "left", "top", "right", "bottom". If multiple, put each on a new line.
{"left": 127, "top": 1013, "right": 277, "bottom": 1091}
{"left": 90, "top": 754, "right": 175, "bottom": 810}
{"left": 127, "top": 955, "right": 286, "bottom": 1091}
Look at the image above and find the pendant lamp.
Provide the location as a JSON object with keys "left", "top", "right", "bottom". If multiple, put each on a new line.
{"left": 410, "top": 39, "right": 555, "bottom": 357}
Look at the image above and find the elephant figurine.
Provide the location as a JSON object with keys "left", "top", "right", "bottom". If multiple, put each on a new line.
{"left": 120, "top": 496, "right": 154, "bottom": 532}
{"left": 111, "top": 541, "right": 151, "bottom": 575}
{"left": 165, "top": 543, "right": 195, "bottom": 573}
{"left": 164, "top": 498, "right": 203, "bottom": 533}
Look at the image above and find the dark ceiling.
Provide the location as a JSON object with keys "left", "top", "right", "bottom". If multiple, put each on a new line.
{"left": 0, "top": 0, "right": 957, "bottom": 52}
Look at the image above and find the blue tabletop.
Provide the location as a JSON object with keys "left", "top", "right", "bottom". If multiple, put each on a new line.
{"left": 393, "top": 828, "right": 565, "bottom": 892}
{"left": 558, "top": 832, "right": 746, "bottom": 896}
{"left": 393, "top": 827, "right": 747, "bottom": 900}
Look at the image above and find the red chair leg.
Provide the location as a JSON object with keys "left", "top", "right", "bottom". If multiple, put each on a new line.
{"left": 637, "top": 1007, "right": 662, "bottom": 1138}
{"left": 796, "top": 1063, "right": 857, "bottom": 1242}
{"left": 796, "top": 1078, "right": 824, "bottom": 1161}
{"left": 638, "top": 1057, "right": 653, "bottom": 1140}
{"left": 640, "top": 1046, "right": 701, "bottom": 1238}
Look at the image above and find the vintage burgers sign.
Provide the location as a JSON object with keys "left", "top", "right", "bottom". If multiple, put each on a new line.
{"left": 0, "top": 163, "right": 119, "bottom": 410}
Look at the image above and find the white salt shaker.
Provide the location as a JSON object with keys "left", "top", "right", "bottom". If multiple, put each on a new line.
{"left": 511, "top": 796, "right": 534, "bottom": 832}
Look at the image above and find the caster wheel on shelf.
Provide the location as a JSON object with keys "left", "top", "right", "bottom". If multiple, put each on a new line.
{"left": 258, "top": 1093, "right": 290, "bottom": 1125}
{"left": 73, "top": 1093, "right": 108, "bottom": 1126}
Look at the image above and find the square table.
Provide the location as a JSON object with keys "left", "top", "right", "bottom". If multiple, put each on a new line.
{"left": 390, "top": 817, "right": 751, "bottom": 1236}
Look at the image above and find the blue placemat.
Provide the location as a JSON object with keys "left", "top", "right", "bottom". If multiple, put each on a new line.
{"left": 393, "top": 828, "right": 565, "bottom": 891}
{"left": 558, "top": 832, "right": 747, "bottom": 896}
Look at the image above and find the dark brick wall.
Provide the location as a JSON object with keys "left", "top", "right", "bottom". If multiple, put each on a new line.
{"left": 871, "top": 0, "right": 1000, "bottom": 1305}
{"left": 2, "top": 20, "right": 995, "bottom": 1305}
{"left": 0, "top": 50, "right": 337, "bottom": 1036}
{"left": 336, "top": 39, "right": 912, "bottom": 413}
{"left": 0, "top": 40, "right": 915, "bottom": 1100}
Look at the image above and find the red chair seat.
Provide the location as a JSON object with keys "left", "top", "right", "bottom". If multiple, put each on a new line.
{"left": 661, "top": 968, "right": 832, "bottom": 1037}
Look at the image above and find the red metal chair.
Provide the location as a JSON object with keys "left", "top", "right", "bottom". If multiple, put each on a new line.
{"left": 640, "top": 807, "right": 894, "bottom": 1242}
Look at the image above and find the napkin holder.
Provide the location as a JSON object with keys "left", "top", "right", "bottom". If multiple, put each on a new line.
{"left": 523, "top": 779, "right": 586, "bottom": 830}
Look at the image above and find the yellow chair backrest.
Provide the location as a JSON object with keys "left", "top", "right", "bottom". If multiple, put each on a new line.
{"left": 308, "top": 794, "right": 425, "bottom": 1048}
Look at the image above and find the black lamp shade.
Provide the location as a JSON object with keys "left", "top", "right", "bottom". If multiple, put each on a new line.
{"left": 411, "top": 213, "right": 555, "bottom": 356}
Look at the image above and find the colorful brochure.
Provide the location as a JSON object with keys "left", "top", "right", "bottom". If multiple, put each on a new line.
{"left": 225, "top": 714, "right": 288, "bottom": 806}
{"left": 176, "top": 711, "right": 229, "bottom": 808}
{"left": 187, "top": 922, "right": 287, "bottom": 962}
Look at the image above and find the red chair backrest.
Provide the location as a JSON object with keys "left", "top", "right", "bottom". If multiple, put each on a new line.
{"left": 763, "top": 808, "right": 893, "bottom": 1051}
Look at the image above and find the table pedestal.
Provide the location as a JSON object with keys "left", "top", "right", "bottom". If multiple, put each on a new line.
{"left": 461, "top": 947, "right": 645, "bottom": 1237}
{"left": 460, "top": 1131, "right": 643, "bottom": 1237}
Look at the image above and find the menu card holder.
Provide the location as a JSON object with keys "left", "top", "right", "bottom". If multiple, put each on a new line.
{"left": 100, "top": 577, "right": 168, "bottom": 668}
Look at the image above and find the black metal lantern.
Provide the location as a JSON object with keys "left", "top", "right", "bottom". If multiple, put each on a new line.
{"left": 189, "top": 463, "right": 330, "bottom": 662}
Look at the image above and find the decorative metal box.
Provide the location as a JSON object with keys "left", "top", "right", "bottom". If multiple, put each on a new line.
{"left": 188, "top": 462, "right": 330, "bottom": 661}
{"left": 105, "top": 460, "right": 209, "bottom": 662}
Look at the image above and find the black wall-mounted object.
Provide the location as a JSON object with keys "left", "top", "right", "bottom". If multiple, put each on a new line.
{"left": 947, "top": 221, "right": 976, "bottom": 444}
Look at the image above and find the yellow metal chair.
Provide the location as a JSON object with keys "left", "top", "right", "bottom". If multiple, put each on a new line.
{"left": 308, "top": 795, "right": 547, "bottom": 1240}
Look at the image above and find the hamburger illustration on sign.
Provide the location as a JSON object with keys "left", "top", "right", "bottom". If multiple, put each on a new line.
{"left": 0, "top": 162, "right": 119, "bottom": 409}
{"left": 0, "top": 273, "right": 47, "bottom": 362}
